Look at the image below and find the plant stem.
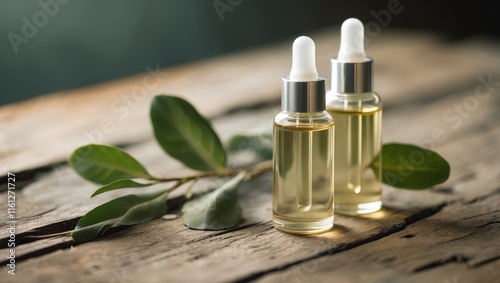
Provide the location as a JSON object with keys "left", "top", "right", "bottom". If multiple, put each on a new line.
{"left": 184, "top": 178, "right": 198, "bottom": 199}
{"left": 25, "top": 231, "right": 72, "bottom": 239}
{"left": 248, "top": 160, "right": 272, "bottom": 177}
{"left": 151, "top": 160, "right": 272, "bottom": 183}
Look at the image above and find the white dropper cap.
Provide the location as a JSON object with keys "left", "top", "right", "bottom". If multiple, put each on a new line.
{"left": 338, "top": 18, "right": 366, "bottom": 62}
{"left": 331, "top": 18, "right": 373, "bottom": 93}
{"left": 289, "top": 36, "right": 319, "bottom": 81}
{"left": 282, "top": 36, "right": 325, "bottom": 112}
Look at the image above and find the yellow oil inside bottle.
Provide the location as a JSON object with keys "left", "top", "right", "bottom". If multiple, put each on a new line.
{"left": 327, "top": 108, "right": 382, "bottom": 215}
{"left": 272, "top": 123, "right": 334, "bottom": 234}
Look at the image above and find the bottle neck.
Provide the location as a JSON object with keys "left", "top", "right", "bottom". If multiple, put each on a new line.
{"left": 275, "top": 110, "right": 333, "bottom": 128}
{"left": 281, "top": 110, "right": 328, "bottom": 117}
{"left": 328, "top": 91, "right": 376, "bottom": 101}
{"left": 326, "top": 90, "right": 381, "bottom": 113}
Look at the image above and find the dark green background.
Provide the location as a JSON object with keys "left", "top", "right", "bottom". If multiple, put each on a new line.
{"left": 1, "top": 0, "right": 497, "bottom": 106}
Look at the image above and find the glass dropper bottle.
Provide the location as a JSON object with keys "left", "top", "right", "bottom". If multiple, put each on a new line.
{"left": 327, "top": 18, "right": 383, "bottom": 215}
{"left": 273, "top": 36, "right": 335, "bottom": 234}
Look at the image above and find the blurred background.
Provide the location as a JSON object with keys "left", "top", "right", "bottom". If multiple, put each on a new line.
{"left": 0, "top": 0, "right": 498, "bottom": 106}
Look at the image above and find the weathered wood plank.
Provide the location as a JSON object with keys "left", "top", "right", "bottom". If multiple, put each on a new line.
{"left": 1, "top": 29, "right": 499, "bottom": 283}
{"left": 1, "top": 67, "right": 499, "bottom": 283}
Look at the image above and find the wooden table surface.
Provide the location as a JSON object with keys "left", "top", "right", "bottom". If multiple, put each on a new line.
{"left": 1, "top": 27, "right": 499, "bottom": 283}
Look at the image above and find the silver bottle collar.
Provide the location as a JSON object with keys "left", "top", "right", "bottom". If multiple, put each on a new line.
{"left": 281, "top": 77, "right": 326, "bottom": 112}
{"left": 331, "top": 58, "right": 373, "bottom": 93}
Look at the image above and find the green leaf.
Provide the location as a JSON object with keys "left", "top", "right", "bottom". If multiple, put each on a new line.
{"left": 150, "top": 95, "right": 226, "bottom": 171}
{"left": 91, "top": 179, "right": 155, "bottom": 198}
{"left": 227, "top": 126, "right": 273, "bottom": 161}
{"left": 182, "top": 171, "right": 245, "bottom": 230}
{"left": 72, "top": 190, "right": 169, "bottom": 243}
{"left": 372, "top": 143, "right": 451, "bottom": 189}
{"left": 69, "top": 144, "right": 152, "bottom": 184}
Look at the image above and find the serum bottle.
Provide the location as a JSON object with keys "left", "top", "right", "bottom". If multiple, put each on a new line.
{"left": 273, "top": 36, "right": 335, "bottom": 234}
{"left": 326, "top": 18, "right": 382, "bottom": 215}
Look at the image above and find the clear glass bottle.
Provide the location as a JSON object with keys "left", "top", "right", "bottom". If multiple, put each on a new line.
{"left": 272, "top": 36, "right": 335, "bottom": 234}
{"left": 327, "top": 92, "right": 382, "bottom": 215}
{"left": 273, "top": 111, "right": 334, "bottom": 234}
{"left": 326, "top": 18, "right": 382, "bottom": 215}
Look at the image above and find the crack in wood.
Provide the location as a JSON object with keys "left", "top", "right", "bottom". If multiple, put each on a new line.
{"left": 435, "top": 233, "right": 474, "bottom": 245}
{"left": 476, "top": 220, "right": 500, "bottom": 228}
{"left": 0, "top": 161, "right": 65, "bottom": 192}
{"left": 0, "top": 240, "right": 74, "bottom": 266}
{"left": 464, "top": 187, "right": 500, "bottom": 205}
{"left": 413, "top": 254, "right": 470, "bottom": 272}
{"left": 400, "top": 234, "right": 415, "bottom": 239}
{"left": 470, "top": 255, "right": 500, "bottom": 267}
{"left": 433, "top": 218, "right": 499, "bottom": 248}
{"left": 431, "top": 186, "right": 456, "bottom": 195}
{"left": 184, "top": 223, "right": 264, "bottom": 245}
{"left": 402, "top": 204, "right": 447, "bottom": 225}
{"left": 0, "top": 217, "right": 80, "bottom": 248}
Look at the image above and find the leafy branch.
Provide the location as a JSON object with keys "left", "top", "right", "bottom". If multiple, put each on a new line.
{"left": 68, "top": 94, "right": 450, "bottom": 243}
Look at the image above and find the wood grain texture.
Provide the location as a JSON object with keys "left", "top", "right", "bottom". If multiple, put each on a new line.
{"left": 1, "top": 28, "right": 500, "bottom": 283}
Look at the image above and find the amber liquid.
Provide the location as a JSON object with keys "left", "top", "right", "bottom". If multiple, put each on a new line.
{"left": 327, "top": 109, "right": 382, "bottom": 215}
{"left": 273, "top": 123, "right": 334, "bottom": 234}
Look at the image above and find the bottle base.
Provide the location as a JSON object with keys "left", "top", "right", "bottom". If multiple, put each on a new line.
{"left": 335, "top": 200, "right": 382, "bottom": 216}
{"left": 272, "top": 216, "right": 334, "bottom": 234}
